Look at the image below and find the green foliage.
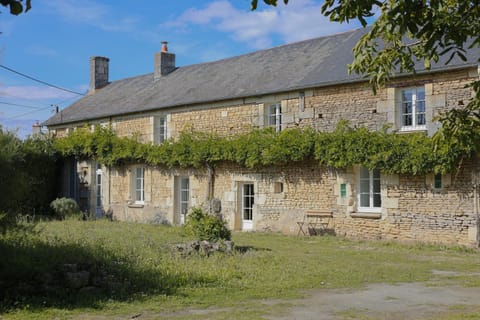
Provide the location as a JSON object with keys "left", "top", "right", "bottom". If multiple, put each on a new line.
{"left": 0, "top": 0, "right": 31, "bottom": 15}
{"left": 434, "top": 80, "right": 480, "bottom": 163}
{"left": 184, "top": 207, "right": 231, "bottom": 241}
{"left": 250, "top": 0, "right": 288, "bottom": 10}
{"left": 0, "top": 127, "right": 58, "bottom": 219}
{"left": 55, "top": 123, "right": 466, "bottom": 175}
{"left": 50, "top": 197, "right": 81, "bottom": 220}
{"left": 0, "top": 212, "right": 10, "bottom": 234}
{"left": 2, "top": 220, "right": 480, "bottom": 318}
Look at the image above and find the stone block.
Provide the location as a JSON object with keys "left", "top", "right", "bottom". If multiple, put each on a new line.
{"left": 383, "top": 197, "right": 399, "bottom": 209}
{"left": 299, "top": 109, "right": 314, "bottom": 119}
{"left": 468, "top": 226, "right": 478, "bottom": 242}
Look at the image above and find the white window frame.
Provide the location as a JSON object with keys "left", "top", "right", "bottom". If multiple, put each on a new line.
{"left": 267, "top": 103, "right": 282, "bottom": 133}
{"left": 133, "top": 167, "right": 145, "bottom": 204}
{"left": 399, "top": 86, "right": 426, "bottom": 131}
{"left": 155, "top": 115, "right": 168, "bottom": 144}
{"left": 177, "top": 177, "right": 190, "bottom": 225}
{"left": 358, "top": 167, "right": 381, "bottom": 213}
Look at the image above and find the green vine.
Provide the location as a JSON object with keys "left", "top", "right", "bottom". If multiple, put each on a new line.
{"left": 54, "top": 122, "right": 472, "bottom": 175}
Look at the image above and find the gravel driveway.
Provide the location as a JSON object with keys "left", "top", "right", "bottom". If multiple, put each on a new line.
{"left": 267, "top": 282, "right": 480, "bottom": 320}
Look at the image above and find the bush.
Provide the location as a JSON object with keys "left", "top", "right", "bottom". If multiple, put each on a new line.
{"left": 184, "top": 207, "right": 231, "bottom": 241}
{"left": 0, "top": 128, "right": 58, "bottom": 218}
{"left": 50, "top": 197, "right": 81, "bottom": 220}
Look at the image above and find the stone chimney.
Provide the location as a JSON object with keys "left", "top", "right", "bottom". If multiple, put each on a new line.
{"left": 32, "top": 120, "right": 41, "bottom": 135}
{"left": 90, "top": 56, "right": 109, "bottom": 92}
{"left": 154, "top": 41, "right": 175, "bottom": 79}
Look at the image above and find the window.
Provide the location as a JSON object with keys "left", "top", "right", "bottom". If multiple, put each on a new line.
{"left": 434, "top": 173, "right": 442, "bottom": 189}
{"left": 268, "top": 103, "right": 282, "bottom": 132}
{"left": 134, "top": 167, "right": 145, "bottom": 204}
{"left": 400, "top": 87, "right": 426, "bottom": 130}
{"left": 155, "top": 116, "right": 167, "bottom": 144}
{"left": 340, "top": 183, "right": 347, "bottom": 199}
{"left": 358, "top": 167, "right": 381, "bottom": 212}
{"left": 274, "top": 182, "right": 284, "bottom": 193}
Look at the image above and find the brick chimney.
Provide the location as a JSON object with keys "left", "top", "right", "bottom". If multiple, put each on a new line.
{"left": 154, "top": 41, "right": 175, "bottom": 79}
{"left": 90, "top": 56, "right": 109, "bottom": 92}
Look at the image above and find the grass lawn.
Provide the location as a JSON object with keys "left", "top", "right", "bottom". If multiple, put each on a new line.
{"left": 1, "top": 220, "right": 479, "bottom": 319}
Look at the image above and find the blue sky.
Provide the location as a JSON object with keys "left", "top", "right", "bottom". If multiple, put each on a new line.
{"left": 0, "top": 0, "right": 362, "bottom": 138}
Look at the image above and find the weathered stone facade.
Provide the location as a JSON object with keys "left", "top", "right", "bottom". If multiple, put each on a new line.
{"left": 52, "top": 66, "right": 480, "bottom": 247}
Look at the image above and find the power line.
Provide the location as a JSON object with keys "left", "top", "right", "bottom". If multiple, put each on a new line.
{"left": 0, "top": 93, "right": 80, "bottom": 120}
{"left": 0, "top": 64, "right": 86, "bottom": 96}
{"left": 0, "top": 101, "right": 44, "bottom": 110}
{"left": 4, "top": 105, "right": 52, "bottom": 120}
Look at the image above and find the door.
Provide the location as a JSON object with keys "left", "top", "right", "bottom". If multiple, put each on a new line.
{"left": 242, "top": 183, "right": 254, "bottom": 231}
{"left": 95, "top": 164, "right": 103, "bottom": 218}
{"left": 177, "top": 177, "right": 190, "bottom": 225}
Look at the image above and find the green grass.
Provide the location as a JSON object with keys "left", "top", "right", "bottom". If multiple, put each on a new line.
{"left": 1, "top": 220, "right": 480, "bottom": 319}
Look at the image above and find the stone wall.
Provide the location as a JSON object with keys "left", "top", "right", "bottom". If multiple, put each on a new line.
{"left": 52, "top": 67, "right": 480, "bottom": 247}
{"left": 170, "top": 104, "right": 258, "bottom": 138}
{"left": 102, "top": 159, "right": 478, "bottom": 246}
{"left": 55, "top": 128, "right": 68, "bottom": 138}
{"left": 113, "top": 115, "right": 152, "bottom": 143}
{"left": 332, "top": 161, "right": 477, "bottom": 246}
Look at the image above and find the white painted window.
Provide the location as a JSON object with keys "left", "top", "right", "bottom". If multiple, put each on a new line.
{"left": 134, "top": 167, "right": 145, "bottom": 204}
{"left": 400, "top": 87, "right": 426, "bottom": 131}
{"left": 155, "top": 116, "right": 167, "bottom": 144}
{"left": 358, "top": 167, "right": 381, "bottom": 212}
{"left": 268, "top": 103, "right": 282, "bottom": 132}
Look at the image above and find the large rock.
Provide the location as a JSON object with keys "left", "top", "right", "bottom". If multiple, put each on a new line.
{"left": 175, "top": 240, "right": 234, "bottom": 256}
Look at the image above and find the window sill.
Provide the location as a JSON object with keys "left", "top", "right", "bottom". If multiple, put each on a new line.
{"left": 398, "top": 126, "right": 427, "bottom": 133}
{"left": 128, "top": 203, "right": 144, "bottom": 208}
{"left": 350, "top": 212, "right": 382, "bottom": 219}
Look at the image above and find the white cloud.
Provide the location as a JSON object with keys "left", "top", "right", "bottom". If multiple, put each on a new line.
{"left": 165, "top": 0, "right": 361, "bottom": 49}
{"left": 0, "top": 85, "right": 77, "bottom": 100}
{"left": 44, "top": 0, "right": 138, "bottom": 33}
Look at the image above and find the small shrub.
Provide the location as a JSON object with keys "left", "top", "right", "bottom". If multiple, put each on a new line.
{"left": 50, "top": 197, "right": 81, "bottom": 220}
{"left": 184, "top": 207, "right": 231, "bottom": 241}
{"left": 0, "top": 212, "right": 11, "bottom": 234}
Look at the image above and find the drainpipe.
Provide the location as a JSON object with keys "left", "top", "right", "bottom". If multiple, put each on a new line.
{"left": 474, "top": 153, "right": 480, "bottom": 247}
{"left": 206, "top": 163, "right": 214, "bottom": 213}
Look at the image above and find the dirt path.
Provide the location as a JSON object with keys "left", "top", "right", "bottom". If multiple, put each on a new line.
{"left": 266, "top": 282, "right": 480, "bottom": 320}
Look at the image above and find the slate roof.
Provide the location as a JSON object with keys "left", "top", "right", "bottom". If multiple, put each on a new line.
{"left": 44, "top": 28, "right": 480, "bottom": 126}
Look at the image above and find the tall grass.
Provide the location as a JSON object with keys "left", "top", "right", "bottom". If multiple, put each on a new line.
{"left": 1, "top": 220, "right": 479, "bottom": 319}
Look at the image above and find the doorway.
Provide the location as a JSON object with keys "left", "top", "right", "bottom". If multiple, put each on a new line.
{"left": 95, "top": 164, "right": 103, "bottom": 218}
{"left": 241, "top": 183, "right": 254, "bottom": 231}
{"left": 176, "top": 177, "right": 190, "bottom": 225}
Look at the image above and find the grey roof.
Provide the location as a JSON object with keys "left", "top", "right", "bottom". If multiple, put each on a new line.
{"left": 44, "top": 28, "right": 480, "bottom": 126}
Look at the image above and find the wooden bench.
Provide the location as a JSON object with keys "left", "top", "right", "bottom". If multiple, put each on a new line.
{"left": 297, "top": 210, "right": 333, "bottom": 236}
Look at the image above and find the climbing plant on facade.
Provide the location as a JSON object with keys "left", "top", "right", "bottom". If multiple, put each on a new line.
{"left": 54, "top": 123, "right": 469, "bottom": 175}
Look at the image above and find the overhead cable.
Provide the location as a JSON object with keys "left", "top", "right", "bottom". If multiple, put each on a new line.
{"left": 0, "top": 64, "right": 86, "bottom": 96}
{"left": 0, "top": 101, "right": 44, "bottom": 110}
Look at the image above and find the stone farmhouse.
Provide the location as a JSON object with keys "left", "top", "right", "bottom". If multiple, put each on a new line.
{"left": 44, "top": 28, "right": 480, "bottom": 246}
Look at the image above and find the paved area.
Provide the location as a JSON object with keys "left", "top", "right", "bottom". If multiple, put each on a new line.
{"left": 267, "top": 282, "right": 480, "bottom": 320}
